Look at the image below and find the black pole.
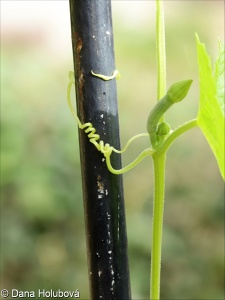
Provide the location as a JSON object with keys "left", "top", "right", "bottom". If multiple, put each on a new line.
{"left": 69, "top": 1, "right": 131, "bottom": 299}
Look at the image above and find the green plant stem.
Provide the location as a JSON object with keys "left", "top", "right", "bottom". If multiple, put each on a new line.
{"left": 156, "top": 0, "right": 166, "bottom": 102}
{"left": 149, "top": 119, "right": 198, "bottom": 300}
{"left": 150, "top": 152, "right": 166, "bottom": 300}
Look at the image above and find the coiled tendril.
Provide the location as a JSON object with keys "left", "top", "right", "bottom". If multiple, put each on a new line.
{"left": 67, "top": 71, "right": 151, "bottom": 174}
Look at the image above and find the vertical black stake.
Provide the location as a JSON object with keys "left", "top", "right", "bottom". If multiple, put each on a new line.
{"left": 69, "top": 1, "right": 131, "bottom": 299}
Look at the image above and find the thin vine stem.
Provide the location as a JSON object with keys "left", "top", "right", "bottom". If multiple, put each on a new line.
{"left": 150, "top": 1, "right": 167, "bottom": 299}
{"left": 150, "top": 153, "right": 166, "bottom": 300}
{"left": 156, "top": 0, "right": 166, "bottom": 102}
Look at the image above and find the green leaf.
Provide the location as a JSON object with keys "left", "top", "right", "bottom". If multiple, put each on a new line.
{"left": 196, "top": 34, "right": 224, "bottom": 180}
{"left": 215, "top": 40, "right": 225, "bottom": 114}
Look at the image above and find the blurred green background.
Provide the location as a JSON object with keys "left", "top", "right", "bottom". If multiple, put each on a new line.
{"left": 1, "top": 1, "right": 224, "bottom": 299}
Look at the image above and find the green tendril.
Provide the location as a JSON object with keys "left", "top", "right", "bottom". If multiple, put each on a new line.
{"left": 91, "top": 70, "right": 121, "bottom": 80}
{"left": 67, "top": 71, "right": 151, "bottom": 174}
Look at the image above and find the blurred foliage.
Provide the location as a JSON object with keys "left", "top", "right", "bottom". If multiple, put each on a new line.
{"left": 1, "top": 1, "right": 224, "bottom": 300}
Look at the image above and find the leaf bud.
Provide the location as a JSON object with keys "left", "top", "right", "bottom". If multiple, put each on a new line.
{"left": 167, "top": 79, "right": 193, "bottom": 103}
{"left": 156, "top": 121, "right": 171, "bottom": 136}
